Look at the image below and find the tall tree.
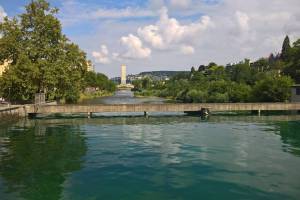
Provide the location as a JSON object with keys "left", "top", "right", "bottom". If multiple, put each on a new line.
{"left": 0, "top": 0, "right": 88, "bottom": 103}
{"left": 281, "top": 35, "right": 291, "bottom": 61}
{"left": 283, "top": 39, "right": 300, "bottom": 83}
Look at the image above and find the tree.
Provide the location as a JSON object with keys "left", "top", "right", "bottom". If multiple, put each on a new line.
{"left": 0, "top": 0, "right": 88, "bottom": 103}
{"left": 228, "top": 82, "right": 251, "bottom": 102}
{"left": 281, "top": 35, "right": 291, "bottom": 61}
{"left": 252, "top": 75, "right": 294, "bottom": 102}
{"left": 283, "top": 39, "right": 300, "bottom": 83}
{"left": 84, "top": 71, "right": 116, "bottom": 92}
{"left": 229, "top": 60, "right": 254, "bottom": 84}
{"left": 191, "top": 66, "right": 196, "bottom": 73}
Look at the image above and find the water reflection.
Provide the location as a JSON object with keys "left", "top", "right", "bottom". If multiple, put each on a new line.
{"left": 62, "top": 116, "right": 300, "bottom": 200}
{"left": 0, "top": 124, "right": 87, "bottom": 200}
{"left": 0, "top": 115, "right": 300, "bottom": 200}
{"left": 273, "top": 121, "right": 300, "bottom": 156}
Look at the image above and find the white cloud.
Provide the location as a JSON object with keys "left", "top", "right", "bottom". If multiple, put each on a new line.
{"left": 169, "top": 0, "right": 191, "bottom": 9}
{"left": 137, "top": 25, "right": 164, "bottom": 49}
{"left": 181, "top": 45, "right": 195, "bottom": 55}
{"left": 0, "top": 6, "right": 7, "bottom": 22}
{"left": 236, "top": 11, "right": 250, "bottom": 32}
{"left": 92, "top": 45, "right": 110, "bottom": 64}
{"left": 90, "top": 7, "right": 156, "bottom": 19}
{"left": 137, "top": 7, "right": 213, "bottom": 53}
{"left": 120, "top": 34, "right": 152, "bottom": 59}
{"left": 62, "top": 0, "right": 300, "bottom": 76}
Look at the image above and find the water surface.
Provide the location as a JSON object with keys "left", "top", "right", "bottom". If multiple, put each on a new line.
{"left": 81, "top": 90, "right": 166, "bottom": 104}
{"left": 0, "top": 115, "right": 300, "bottom": 200}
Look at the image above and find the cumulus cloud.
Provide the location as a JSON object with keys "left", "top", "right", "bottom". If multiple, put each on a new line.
{"left": 236, "top": 11, "right": 250, "bottom": 32}
{"left": 0, "top": 6, "right": 7, "bottom": 21}
{"left": 92, "top": 45, "right": 110, "bottom": 64}
{"left": 137, "top": 7, "right": 213, "bottom": 52}
{"left": 120, "top": 34, "right": 152, "bottom": 59}
{"left": 181, "top": 45, "right": 195, "bottom": 55}
{"left": 60, "top": 0, "right": 300, "bottom": 76}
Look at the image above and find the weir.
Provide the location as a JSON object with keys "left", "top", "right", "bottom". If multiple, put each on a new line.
{"left": 1, "top": 103, "right": 300, "bottom": 118}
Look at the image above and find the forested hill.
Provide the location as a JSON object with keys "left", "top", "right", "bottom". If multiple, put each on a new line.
{"left": 138, "top": 71, "right": 189, "bottom": 77}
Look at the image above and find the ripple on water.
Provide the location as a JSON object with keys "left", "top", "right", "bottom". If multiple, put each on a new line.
{"left": 0, "top": 116, "right": 300, "bottom": 200}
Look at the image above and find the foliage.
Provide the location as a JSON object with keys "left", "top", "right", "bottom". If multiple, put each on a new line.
{"left": 0, "top": 0, "right": 89, "bottom": 103}
{"left": 134, "top": 36, "right": 298, "bottom": 103}
{"left": 252, "top": 75, "right": 293, "bottom": 102}
{"left": 283, "top": 39, "right": 300, "bottom": 83}
{"left": 281, "top": 35, "right": 291, "bottom": 62}
{"left": 84, "top": 71, "right": 116, "bottom": 92}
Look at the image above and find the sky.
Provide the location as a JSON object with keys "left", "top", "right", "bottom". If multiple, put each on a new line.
{"left": 0, "top": 0, "right": 300, "bottom": 77}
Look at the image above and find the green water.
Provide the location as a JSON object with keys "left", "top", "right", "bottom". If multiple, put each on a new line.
{"left": 0, "top": 116, "right": 300, "bottom": 200}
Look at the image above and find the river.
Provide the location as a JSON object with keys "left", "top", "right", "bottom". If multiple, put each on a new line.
{"left": 81, "top": 90, "right": 166, "bottom": 105}
{"left": 0, "top": 91, "right": 300, "bottom": 200}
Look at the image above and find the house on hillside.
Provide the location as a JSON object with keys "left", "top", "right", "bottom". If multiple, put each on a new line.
{"left": 0, "top": 60, "right": 10, "bottom": 76}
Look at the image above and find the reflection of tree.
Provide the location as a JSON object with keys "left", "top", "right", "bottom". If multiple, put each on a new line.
{"left": 275, "top": 121, "right": 300, "bottom": 156}
{"left": 0, "top": 124, "right": 87, "bottom": 200}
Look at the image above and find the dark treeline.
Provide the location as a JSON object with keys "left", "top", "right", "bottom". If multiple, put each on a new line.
{"left": 84, "top": 71, "right": 116, "bottom": 93}
{"left": 134, "top": 36, "right": 299, "bottom": 103}
{"left": 0, "top": 0, "right": 115, "bottom": 104}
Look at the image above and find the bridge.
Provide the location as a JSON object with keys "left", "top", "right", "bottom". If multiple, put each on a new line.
{"left": 1, "top": 103, "right": 300, "bottom": 118}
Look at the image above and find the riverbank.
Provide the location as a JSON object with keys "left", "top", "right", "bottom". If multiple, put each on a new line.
{"left": 79, "top": 91, "right": 114, "bottom": 102}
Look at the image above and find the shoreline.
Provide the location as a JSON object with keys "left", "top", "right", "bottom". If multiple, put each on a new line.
{"left": 78, "top": 91, "right": 114, "bottom": 102}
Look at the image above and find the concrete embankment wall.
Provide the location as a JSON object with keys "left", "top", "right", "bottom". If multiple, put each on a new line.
{"left": 0, "top": 106, "right": 32, "bottom": 119}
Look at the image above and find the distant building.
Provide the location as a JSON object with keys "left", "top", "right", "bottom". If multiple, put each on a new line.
{"left": 0, "top": 60, "right": 10, "bottom": 76}
{"left": 117, "top": 64, "right": 134, "bottom": 89}
{"left": 87, "top": 60, "right": 94, "bottom": 72}
{"left": 121, "top": 64, "right": 127, "bottom": 85}
{"left": 291, "top": 85, "right": 300, "bottom": 102}
{"left": 111, "top": 70, "right": 186, "bottom": 85}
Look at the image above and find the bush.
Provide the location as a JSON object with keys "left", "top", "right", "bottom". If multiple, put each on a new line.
{"left": 252, "top": 75, "right": 293, "bottom": 102}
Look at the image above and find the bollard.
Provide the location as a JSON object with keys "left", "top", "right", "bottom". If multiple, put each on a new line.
{"left": 144, "top": 111, "right": 149, "bottom": 118}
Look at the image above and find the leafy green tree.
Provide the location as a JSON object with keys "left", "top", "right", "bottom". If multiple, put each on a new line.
{"left": 252, "top": 75, "right": 294, "bottom": 102}
{"left": 229, "top": 59, "right": 254, "bottom": 85}
{"left": 0, "top": 0, "right": 88, "bottom": 103}
{"left": 142, "top": 77, "right": 152, "bottom": 89}
{"left": 191, "top": 66, "right": 196, "bottom": 73}
{"left": 251, "top": 58, "right": 269, "bottom": 72}
{"left": 228, "top": 83, "right": 252, "bottom": 102}
{"left": 84, "top": 71, "right": 116, "bottom": 92}
{"left": 186, "top": 89, "right": 208, "bottom": 103}
{"left": 0, "top": 53, "right": 39, "bottom": 103}
{"left": 283, "top": 39, "right": 300, "bottom": 83}
{"left": 281, "top": 35, "right": 291, "bottom": 62}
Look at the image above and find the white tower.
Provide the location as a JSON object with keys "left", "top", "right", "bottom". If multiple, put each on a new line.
{"left": 121, "top": 64, "right": 127, "bottom": 85}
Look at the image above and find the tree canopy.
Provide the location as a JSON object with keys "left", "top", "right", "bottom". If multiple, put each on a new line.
{"left": 0, "top": 0, "right": 89, "bottom": 103}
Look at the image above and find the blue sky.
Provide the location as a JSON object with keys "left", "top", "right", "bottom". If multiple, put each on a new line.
{"left": 1, "top": 0, "right": 300, "bottom": 77}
